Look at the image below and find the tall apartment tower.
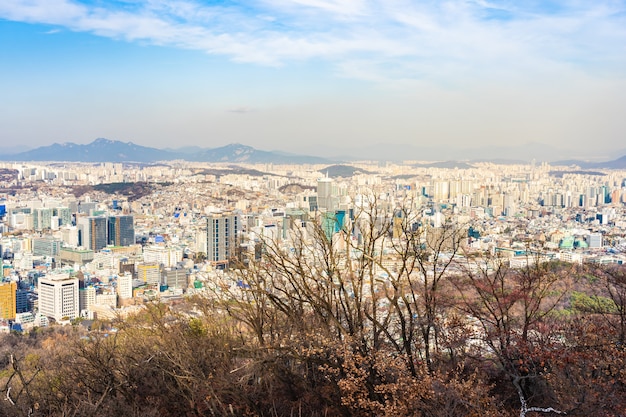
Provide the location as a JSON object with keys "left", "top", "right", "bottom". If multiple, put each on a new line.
{"left": 206, "top": 214, "right": 239, "bottom": 267}
{"left": 108, "top": 215, "right": 135, "bottom": 246}
{"left": 38, "top": 273, "right": 79, "bottom": 322}
{"left": 0, "top": 281, "right": 17, "bottom": 320}
{"left": 52, "top": 207, "right": 72, "bottom": 226}
{"left": 317, "top": 177, "right": 337, "bottom": 212}
{"left": 33, "top": 208, "right": 53, "bottom": 231}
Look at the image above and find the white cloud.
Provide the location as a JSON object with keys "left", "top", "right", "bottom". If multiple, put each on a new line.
{"left": 0, "top": 0, "right": 624, "bottom": 82}
{"left": 265, "top": 0, "right": 368, "bottom": 17}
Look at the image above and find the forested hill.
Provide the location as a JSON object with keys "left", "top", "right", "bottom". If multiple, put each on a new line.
{"left": 2, "top": 222, "right": 625, "bottom": 416}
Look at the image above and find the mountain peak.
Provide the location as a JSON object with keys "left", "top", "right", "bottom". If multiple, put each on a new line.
{"left": 92, "top": 138, "right": 118, "bottom": 145}
{"left": 223, "top": 143, "right": 252, "bottom": 150}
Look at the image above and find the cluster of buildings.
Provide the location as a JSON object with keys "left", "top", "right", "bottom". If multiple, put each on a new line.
{"left": 1, "top": 158, "right": 626, "bottom": 331}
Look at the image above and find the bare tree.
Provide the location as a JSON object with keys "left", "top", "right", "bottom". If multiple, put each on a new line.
{"left": 585, "top": 263, "right": 626, "bottom": 346}
{"left": 452, "top": 252, "right": 569, "bottom": 417}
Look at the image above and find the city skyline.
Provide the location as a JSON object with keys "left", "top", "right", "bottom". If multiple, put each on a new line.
{"left": 1, "top": 1, "right": 625, "bottom": 159}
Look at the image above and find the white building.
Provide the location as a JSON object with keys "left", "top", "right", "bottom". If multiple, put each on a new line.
{"left": 95, "top": 293, "right": 117, "bottom": 308}
{"left": 586, "top": 233, "right": 603, "bottom": 249}
{"left": 38, "top": 273, "right": 79, "bottom": 322}
{"left": 79, "top": 286, "right": 96, "bottom": 314}
{"left": 117, "top": 273, "right": 133, "bottom": 300}
{"left": 60, "top": 225, "right": 80, "bottom": 248}
{"left": 9, "top": 212, "right": 33, "bottom": 230}
{"left": 143, "top": 246, "right": 183, "bottom": 268}
{"left": 559, "top": 252, "right": 583, "bottom": 265}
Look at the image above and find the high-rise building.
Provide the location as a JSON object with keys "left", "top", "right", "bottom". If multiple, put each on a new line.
{"left": 108, "top": 215, "right": 135, "bottom": 247}
{"left": 317, "top": 177, "right": 337, "bottom": 211}
{"left": 33, "top": 208, "right": 52, "bottom": 231}
{"left": 204, "top": 214, "right": 239, "bottom": 267}
{"left": 0, "top": 281, "right": 17, "bottom": 320}
{"left": 77, "top": 216, "right": 108, "bottom": 251}
{"left": 32, "top": 237, "right": 63, "bottom": 257}
{"left": 77, "top": 215, "right": 134, "bottom": 251}
{"left": 117, "top": 273, "right": 133, "bottom": 300}
{"left": 52, "top": 207, "right": 72, "bottom": 226}
{"left": 38, "top": 273, "right": 79, "bottom": 322}
{"left": 163, "top": 268, "right": 188, "bottom": 289}
{"left": 79, "top": 286, "right": 96, "bottom": 314}
{"left": 16, "top": 288, "right": 30, "bottom": 314}
{"left": 60, "top": 225, "right": 80, "bottom": 247}
{"left": 137, "top": 263, "right": 161, "bottom": 286}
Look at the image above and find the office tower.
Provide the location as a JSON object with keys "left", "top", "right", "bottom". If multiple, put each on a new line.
{"left": 32, "top": 237, "right": 63, "bottom": 257}
{"left": 137, "top": 263, "right": 161, "bottom": 286}
{"left": 205, "top": 214, "right": 239, "bottom": 267}
{"left": 0, "top": 281, "right": 17, "bottom": 320}
{"left": 77, "top": 216, "right": 108, "bottom": 251}
{"left": 117, "top": 273, "right": 133, "bottom": 300}
{"left": 79, "top": 286, "right": 96, "bottom": 314}
{"left": 108, "top": 215, "right": 135, "bottom": 246}
{"left": 16, "top": 288, "right": 29, "bottom": 314}
{"left": 38, "top": 273, "right": 79, "bottom": 322}
{"left": 163, "top": 269, "right": 188, "bottom": 289}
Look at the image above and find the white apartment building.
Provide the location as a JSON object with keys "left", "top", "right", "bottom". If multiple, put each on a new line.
{"left": 38, "top": 273, "right": 79, "bottom": 322}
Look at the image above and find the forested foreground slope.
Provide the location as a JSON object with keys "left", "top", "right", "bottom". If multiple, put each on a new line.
{"left": 2, "top": 222, "right": 626, "bottom": 416}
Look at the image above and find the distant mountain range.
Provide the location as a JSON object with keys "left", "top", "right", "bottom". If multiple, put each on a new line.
{"left": 1, "top": 138, "right": 625, "bottom": 169}
{"left": 297, "top": 141, "right": 568, "bottom": 162}
{"left": 0, "top": 138, "right": 331, "bottom": 164}
{"left": 551, "top": 155, "right": 626, "bottom": 170}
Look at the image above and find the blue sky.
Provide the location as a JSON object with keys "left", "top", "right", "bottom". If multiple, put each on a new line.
{"left": 1, "top": 0, "right": 625, "bottom": 158}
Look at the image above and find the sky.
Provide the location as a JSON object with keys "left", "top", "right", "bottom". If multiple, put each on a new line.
{"left": 1, "top": 0, "right": 625, "bottom": 160}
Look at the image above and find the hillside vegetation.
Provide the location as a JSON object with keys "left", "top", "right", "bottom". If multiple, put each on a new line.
{"left": 1, "top": 217, "right": 625, "bottom": 417}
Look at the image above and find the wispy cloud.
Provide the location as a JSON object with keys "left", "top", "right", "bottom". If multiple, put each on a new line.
{"left": 1, "top": 0, "right": 624, "bottom": 82}
{"left": 227, "top": 106, "right": 255, "bottom": 114}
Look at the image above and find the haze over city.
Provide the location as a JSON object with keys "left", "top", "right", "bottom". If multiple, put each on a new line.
{"left": 1, "top": 0, "right": 625, "bottom": 160}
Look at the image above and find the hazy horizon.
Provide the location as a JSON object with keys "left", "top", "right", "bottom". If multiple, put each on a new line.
{"left": 1, "top": 1, "right": 625, "bottom": 160}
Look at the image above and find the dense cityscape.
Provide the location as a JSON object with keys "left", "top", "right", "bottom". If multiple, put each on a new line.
{"left": 1, "top": 155, "right": 625, "bottom": 415}
{"left": 2, "top": 0, "right": 625, "bottom": 415}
